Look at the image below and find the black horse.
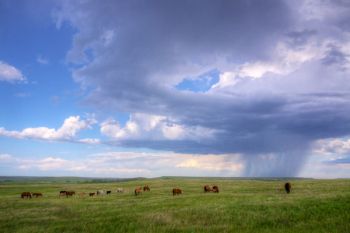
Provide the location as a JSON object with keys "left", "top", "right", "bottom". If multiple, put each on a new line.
{"left": 284, "top": 182, "right": 291, "bottom": 194}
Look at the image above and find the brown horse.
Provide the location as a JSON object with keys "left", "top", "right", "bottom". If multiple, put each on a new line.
{"left": 106, "top": 190, "right": 112, "bottom": 195}
{"left": 212, "top": 185, "right": 219, "bottom": 193}
{"left": 135, "top": 187, "right": 142, "bottom": 196}
{"left": 143, "top": 185, "right": 150, "bottom": 192}
{"left": 21, "top": 192, "right": 32, "bottom": 199}
{"left": 59, "top": 191, "right": 67, "bottom": 198}
{"left": 172, "top": 188, "right": 182, "bottom": 195}
{"left": 284, "top": 182, "right": 291, "bottom": 194}
{"left": 89, "top": 192, "right": 95, "bottom": 197}
{"left": 32, "top": 192, "right": 43, "bottom": 198}
{"left": 65, "top": 191, "right": 75, "bottom": 197}
{"left": 204, "top": 185, "right": 212, "bottom": 192}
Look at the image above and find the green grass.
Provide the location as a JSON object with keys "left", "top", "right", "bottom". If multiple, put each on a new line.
{"left": 0, "top": 177, "right": 349, "bottom": 232}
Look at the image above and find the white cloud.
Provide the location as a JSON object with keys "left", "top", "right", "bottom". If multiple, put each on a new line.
{"left": 2, "top": 150, "right": 349, "bottom": 178}
{"left": 211, "top": 38, "right": 331, "bottom": 92}
{"left": 15, "top": 154, "right": 151, "bottom": 175}
{"left": 9, "top": 151, "right": 243, "bottom": 177}
{"left": 299, "top": 153, "right": 350, "bottom": 179}
{"left": 78, "top": 138, "right": 101, "bottom": 144}
{"left": 212, "top": 62, "right": 283, "bottom": 90}
{"left": 176, "top": 154, "right": 243, "bottom": 171}
{"left": 36, "top": 157, "right": 71, "bottom": 170}
{"left": 0, "top": 61, "right": 26, "bottom": 83}
{"left": 36, "top": 55, "right": 49, "bottom": 65}
{"left": 0, "top": 154, "right": 13, "bottom": 161}
{"left": 100, "top": 118, "right": 121, "bottom": 137}
{"left": 239, "top": 62, "right": 282, "bottom": 79}
{"left": 17, "top": 156, "right": 86, "bottom": 171}
{"left": 313, "top": 138, "right": 350, "bottom": 156}
{"left": 0, "top": 116, "right": 96, "bottom": 142}
{"left": 100, "top": 113, "right": 217, "bottom": 141}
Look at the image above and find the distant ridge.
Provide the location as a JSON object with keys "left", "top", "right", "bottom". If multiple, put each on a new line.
{"left": 159, "top": 176, "right": 313, "bottom": 181}
{"left": 0, "top": 176, "right": 147, "bottom": 184}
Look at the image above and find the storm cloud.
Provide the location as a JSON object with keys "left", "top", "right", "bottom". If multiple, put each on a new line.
{"left": 55, "top": 0, "right": 350, "bottom": 176}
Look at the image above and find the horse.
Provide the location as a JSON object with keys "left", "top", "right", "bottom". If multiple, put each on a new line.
{"left": 65, "top": 191, "right": 75, "bottom": 197}
{"left": 204, "top": 185, "right": 212, "bottom": 192}
{"left": 135, "top": 187, "right": 142, "bottom": 196}
{"left": 284, "top": 182, "right": 292, "bottom": 194}
{"left": 32, "top": 192, "right": 43, "bottom": 198}
{"left": 172, "top": 188, "right": 182, "bottom": 195}
{"left": 212, "top": 185, "right": 219, "bottom": 193}
{"left": 116, "top": 188, "right": 124, "bottom": 193}
{"left": 97, "top": 190, "right": 105, "bottom": 196}
{"left": 59, "top": 191, "right": 67, "bottom": 198}
{"left": 106, "top": 190, "right": 112, "bottom": 195}
{"left": 143, "top": 185, "right": 150, "bottom": 192}
{"left": 21, "top": 192, "right": 32, "bottom": 199}
{"left": 89, "top": 192, "right": 95, "bottom": 197}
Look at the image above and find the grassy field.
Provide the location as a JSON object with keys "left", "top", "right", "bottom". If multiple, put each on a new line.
{"left": 0, "top": 177, "right": 349, "bottom": 233}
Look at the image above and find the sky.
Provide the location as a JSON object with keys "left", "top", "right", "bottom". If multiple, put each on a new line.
{"left": 1, "top": 0, "right": 350, "bottom": 178}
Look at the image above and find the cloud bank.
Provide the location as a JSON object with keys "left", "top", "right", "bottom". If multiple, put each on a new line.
{"left": 52, "top": 0, "right": 350, "bottom": 176}
{"left": 1, "top": 148, "right": 349, "bottom": 178}
{"left": 0, "top": 152, "right": 243, "bottom": 178}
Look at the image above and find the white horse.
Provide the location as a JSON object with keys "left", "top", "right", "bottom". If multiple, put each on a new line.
{"left": 116, "top": 188, "right": 124, "bottom": 193}
{"left": 96, "top": 190, "right": 105, "bottom": 196}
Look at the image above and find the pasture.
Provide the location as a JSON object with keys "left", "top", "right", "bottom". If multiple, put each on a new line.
{"left": 0, "top": 177, "right": 349, "bottom": 233}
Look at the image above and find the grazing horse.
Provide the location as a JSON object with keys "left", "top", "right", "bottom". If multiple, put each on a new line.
{"left": 32, "top": 192, "right": 43, "bottom": 198}
{"left": 59, "top": 191, "right": 67, "bottom": 198}
{"left": 116, "top": 188, "right": 124, "bottom": 193}
{"left": 204, "top": 185, "right": 212, "bottom": 192}
{"left": 106, "top": 190, "right": 111, "bottom": 195}
{"left": 89, "top": 192, "right": 95, "bottom": 197}
{"left": 97, "top": 190, "right": 105, "bottom": 196}
{"left": 21, "top": 192, "right": 32, "bottom": 199}
{"left": 284, "top": 182, "right": 292, "bottom": 194}
{"left": 143, "top": 185, "right": 150, "bottom": 192}
{"left": 65, "top": 191, "right": 75, "bottom": 197}
{"left": 134, "top": 187, "right": 142, "bottom": 196}
{"left": 212, "top": 185, "right": 219, "bottom": 193}
{"left": 172, "top": 188, "right": 182, "bottom": 195}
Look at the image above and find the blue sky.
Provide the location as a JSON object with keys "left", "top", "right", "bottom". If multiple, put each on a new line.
{"left": 1, "top": 0, "right": 350, "bottom": 178}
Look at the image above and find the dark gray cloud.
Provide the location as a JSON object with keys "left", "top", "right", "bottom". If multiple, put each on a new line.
{"left": 322, "top": 46, "right": 349, "bottom": 68}
{"left": 56, "top": 0, "right": 350, "bottom": 176}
